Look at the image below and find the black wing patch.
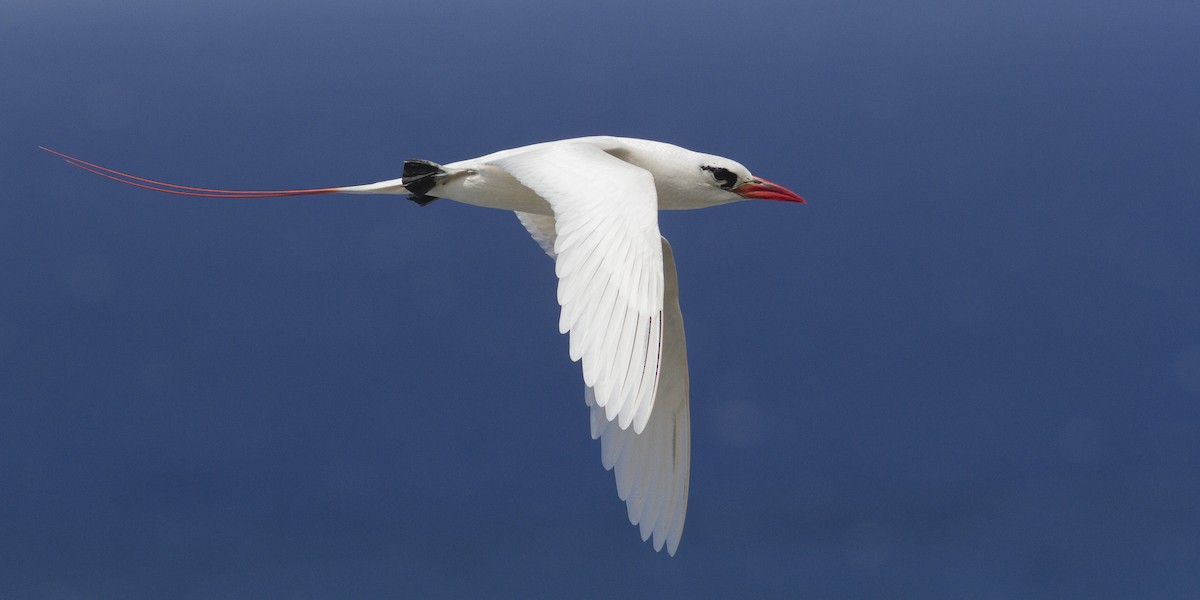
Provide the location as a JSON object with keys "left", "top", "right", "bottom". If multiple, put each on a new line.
{"left": 402, "top": 159, "right": 446, "bottom": 205}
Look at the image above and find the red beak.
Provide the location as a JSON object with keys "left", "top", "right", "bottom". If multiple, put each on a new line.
{"left": 734, "top": 178, "right": 805, "bottom": 203}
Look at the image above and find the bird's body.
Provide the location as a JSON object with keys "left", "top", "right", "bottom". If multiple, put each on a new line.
{"left": 42, "top": 136, "right": 804, "bottom": 556}
{"left": 340, "top": 136, "right": 766, "bottom": 212}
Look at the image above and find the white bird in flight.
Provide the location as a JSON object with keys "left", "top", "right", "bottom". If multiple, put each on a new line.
{"left": 42, "top": 136, "right": 804, "bottom": 555}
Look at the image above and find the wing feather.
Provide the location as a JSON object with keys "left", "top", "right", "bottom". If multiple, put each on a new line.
{"left": 586, "top": 237, "right": 691, "bottom": 555}
{"left": 496, "top": 143, "right": 663, "bottom": 431}
{"left": 511, "top": 153, "right": 690, "bottom": 555}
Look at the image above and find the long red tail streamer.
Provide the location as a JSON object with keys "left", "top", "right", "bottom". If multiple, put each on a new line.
{"left": 40, "top": 147, "right": 339, "bottom": 198}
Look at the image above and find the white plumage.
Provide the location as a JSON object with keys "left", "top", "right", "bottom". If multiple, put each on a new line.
{"left": 42, "top": 136, "right": 804, "bottom": 555}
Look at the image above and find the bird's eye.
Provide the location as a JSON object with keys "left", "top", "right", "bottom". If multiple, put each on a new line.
{"left": 701, "top": 165, "right": 738, "bottom": 190}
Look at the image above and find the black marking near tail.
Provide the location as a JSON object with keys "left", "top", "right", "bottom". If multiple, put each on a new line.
{"left": 402, "top": 159, "right": 445, "bottom": 206}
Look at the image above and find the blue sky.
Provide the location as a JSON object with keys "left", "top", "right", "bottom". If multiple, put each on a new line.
{"left": 2, "top": 0, "right": 1199, "bottom": 597}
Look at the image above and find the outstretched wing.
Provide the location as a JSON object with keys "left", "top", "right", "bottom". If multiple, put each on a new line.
{"left": 516, "top": 213, "right": 692, "bottom": 556}
{"left": 587, "top": 236, "right": 690, "bottom": 555}
{"left": 496, "top": 143, "right": 664, "bottom": 434}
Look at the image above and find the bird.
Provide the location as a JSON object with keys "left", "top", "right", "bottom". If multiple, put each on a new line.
{"left": 41, "top": 136, "right": 804, "bottom": 555}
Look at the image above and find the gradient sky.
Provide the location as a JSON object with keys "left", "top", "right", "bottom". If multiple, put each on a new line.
{"left": 3, "top": 0, "right": 1199, "bottom": 598}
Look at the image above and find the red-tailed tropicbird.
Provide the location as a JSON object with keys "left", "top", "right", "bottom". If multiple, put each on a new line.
{"left": 42, "top": 136, "right": 805, "bottom": 555}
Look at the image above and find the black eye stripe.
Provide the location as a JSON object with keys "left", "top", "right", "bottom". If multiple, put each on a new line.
{"left": 701, "top": 165, "right": 738, "bottom": 190}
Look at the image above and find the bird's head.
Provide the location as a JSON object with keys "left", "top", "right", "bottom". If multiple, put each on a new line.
{"left": 698, "top": 161, "right": 805, "bottom": 205}
{"left": 664, "top": 150, "right": 804, "bottom": 209}
{"left": 583, "top": 139, "right": 805, "bottom": 210}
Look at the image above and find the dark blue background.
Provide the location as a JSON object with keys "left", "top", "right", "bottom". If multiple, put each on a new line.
{"left": 3, "top": 1, "right": 1198, "bottom": 597}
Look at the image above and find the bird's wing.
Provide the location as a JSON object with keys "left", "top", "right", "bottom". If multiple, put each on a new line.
{"left": 588, "top": 236, "right": 690, "bottom": 555}
{"left": 496, "top": 143, "right": 664, "bottom": 433}
{"left": 518, "top": 215, "right": 692, "bottom": 555}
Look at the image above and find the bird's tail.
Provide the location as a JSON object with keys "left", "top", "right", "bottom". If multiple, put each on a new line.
{"left": 40, "top": 146, "right": 414, "bottom": 198}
